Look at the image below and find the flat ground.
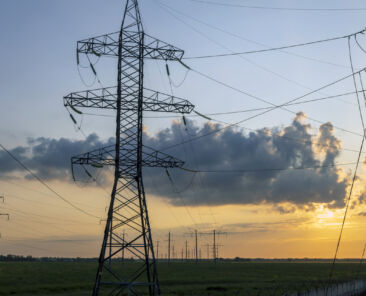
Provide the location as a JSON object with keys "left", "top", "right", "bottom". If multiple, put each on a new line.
{"left": 1, "top": 261, "right": 366, "bottom": 295}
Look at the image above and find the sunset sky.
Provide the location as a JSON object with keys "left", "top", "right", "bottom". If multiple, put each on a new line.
{"left": 2, "top": 0, "right": 366, "bottom": 259}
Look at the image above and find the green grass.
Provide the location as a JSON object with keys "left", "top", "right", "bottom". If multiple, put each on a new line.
{"left": 1, "top": 261, "right": 366, "bottom": 295}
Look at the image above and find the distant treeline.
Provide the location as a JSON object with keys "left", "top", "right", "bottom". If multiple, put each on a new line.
{"left": 0, "top": 254, "right": 363, "bottom": 262}
{"left": 232, "top": 257, "right": 362, "bottom": 263}
{"left": 0, "top": 255, "right": 98, "bottom": 262}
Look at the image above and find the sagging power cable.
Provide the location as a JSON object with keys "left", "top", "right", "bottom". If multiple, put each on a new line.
{"left": 185, "top": 0, "right": 366, "bottom": 12}
{"left": 160, "top": 66, "right": 366, "bottom": 153}
{"left": 160, "top": 2, "right": 355, "bottom": 69}
{"left": 159, "top": 2, "right": 363, "bottom": 137}
{"left": 159, "top": 1, "right": 366, "bottom": 61}
{"left": 0, "top": 143, "right": 100, "bottom": 219}
{"left": 84, "top": 91, "right": 362, "bottom": 120}
{"left": 327, "top": 37, "right": 366, "bottom": 290}
{"left": 180, "top": 162, "right": 356, "bottom": 174}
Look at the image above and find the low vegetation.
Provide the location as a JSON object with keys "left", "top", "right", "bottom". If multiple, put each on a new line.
{"left": 1, "top": 260, "right": 365, "bottom": 295}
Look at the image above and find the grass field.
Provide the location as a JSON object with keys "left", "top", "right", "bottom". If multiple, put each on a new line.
{"left": 1, "top": 261, "right": 366, "bottom": 295}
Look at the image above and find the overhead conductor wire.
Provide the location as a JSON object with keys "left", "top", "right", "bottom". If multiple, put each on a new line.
{"left": 185, "top": 0, "right": 366, "bottom": 12}
{"left": 159, "top": 1, "right": 359, "bottom": 112}
{"left": 159, "top": 66, "right": 366, "bottom": 153}
{"left": 84, "top": 91, "right": 361, "bottom": 119}
{"left": 170, "top": 4, "right": 353, "bottom": 69}
{"left": 164, "top": 61, "right": 208, "bottom": 230}
{"left": 327, "top": 37, "right": 366, "bottom": 290}
{"left": 159, "top": 2, "right": 341, "bottom": 99}
{"left": 161, "top": 2, "right": 366, "bottom": 63}
{"left": 157, "top": 2, "right": 365, "bottom": 144}
{"left": 0, "top": 143, "right": 100, "bottom": 219}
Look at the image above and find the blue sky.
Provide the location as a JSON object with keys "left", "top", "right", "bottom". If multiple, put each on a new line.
{"left": 2, "top": 0, "right": 366, "bottom": 148}
{"left": 3, "top": 0, "right": 366, "bottom": 257}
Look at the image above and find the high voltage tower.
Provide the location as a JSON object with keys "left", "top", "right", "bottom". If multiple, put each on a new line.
{"left": 0, "top": 195, "right": 9, "bottom": 220}
{"left": 188, "top": 229, "right": 226, "bottom": 262}
{"left": 0, "top": 195, "right": 9, "bottom": 238}
{"left": 63, "top": 0, "right": 194, "bottom": 295}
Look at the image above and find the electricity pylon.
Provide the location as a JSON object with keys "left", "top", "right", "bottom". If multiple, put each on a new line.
{"left": 0, "top": 195, "right": 9, "bottom": 238}
{"left": 188, "top": 230, "right": 226, "bottom": 263}
{"left": 0, "top": 195, "right": 9, "bottom": 220}
{"left": 184, "top": 229, "right": 199, "bottom": 263}
{"left": 63, "top": 1, "right": 194, "bottom": 295}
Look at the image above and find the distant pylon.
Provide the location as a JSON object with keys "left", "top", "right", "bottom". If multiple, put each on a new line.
{"left": 63, "top": 0, "right": 194, "bottom": 295}
{"left": 0, "top": 195, "right": 10, "bottom": 238}
{"left": 0, "top": 195, "right": 9, "bottom": 220}
{"left": 189, "top": 230, "right": 226, "bottom": 263}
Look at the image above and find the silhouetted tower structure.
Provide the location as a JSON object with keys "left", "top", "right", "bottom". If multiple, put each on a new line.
{"left": 166, "top": 232, "right": 171, "bottom": 262}
{"left": 0, "top": 196, "right": 9, "bottom": 220}
{"left": 63, "top": 1, "right": 194, "bottom": 295}
{"left": 156, "top": 240, "right": 159, "bottom": 261}
{"left": 205, "top": 243, "right": 210, "bottom": 259}
{"left": 185, "top": 240, "right": 188, "bottom": 260}
{"left": 121, "top": 230, "right": 126, "bottom": 262}
{"left": 185, "top": 229, "right": 199, "bottom": 263}
{"left": 194, "top": 230, "right": 226, "bottom": 263}
{"left": 212, "top": 230, "right": 226, "bottom": 263}
{"left": 0, "top": 195, "right": 9, "bottom": 238}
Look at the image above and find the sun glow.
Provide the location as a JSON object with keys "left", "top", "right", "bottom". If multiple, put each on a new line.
{"left": 317, "top": 210, "right": 334, "bottom": 219}
{"left": 314, "top": 205, "right": 336, "bottom": 226}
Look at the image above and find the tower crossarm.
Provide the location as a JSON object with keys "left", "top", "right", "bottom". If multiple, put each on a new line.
{"left": 143, "top": 89, "right": 194, "bottom": 113}
{"left": 64, "top": 87, "right": 194, "bottom": 113}
{"left": 143, "top": 33, "right": 184, "bottom": 60}
{"left": 71, "top": 145, "right": 184, "bottom": 170}
{"left": 77, "top": 31, "right": 184, "bottom": 61}
{"left": 142, "top": 145, "right": 185, "bottom": 168}
{"left": 71, "top": 145, "right": 116, "bottom": 168}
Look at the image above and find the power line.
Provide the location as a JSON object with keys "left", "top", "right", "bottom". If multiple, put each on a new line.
{"left": 180, "top": 162, "right": 356, "bottom": 174}
{"left": 80, "top": 80, "right": 365, "bottom": 156}
{"left": 327, "top": 37, "right": 366, "bottom": 289}
{"left": 180, "top": 117, "right": 218, "bottom": 227}
{"left": 185, "top": 0, "right": 366, "bottom": 12}
{"left": 3, "top": 206, "right": 84, "bottom": 236}
{"left": 186, "top": 32, "right": 365, "bottom": 59}
{"left": 159, "top": 1, "right": 359, "bottom": 109}
{"left": 159, "top": 66, "right": 366, "bottom": 153}
{"left": 165, "top": 62, "right": 210, "bottom": 228}
{"left": 3, "top": 240, "right": 54, "bottom": 253}
{"left": 64, "top": 112, "right": 366, "bottom": 166}
{"left": 2, "top": 194, "right": 97, "bottom": 225}
{"left": 198, "top": 92, "right": 359, "bottom": 116}
{"left": 0, "top": 143, "right": 100, "bottom": 219}
{"left": 0, "top": 178, "right": 103, "bottom": 211}
{"left": 157, "top": 1, "right": 365, "bottom": 138}
{"left": 188, "top": 64, "right": 365, "bottom": 128}
{"left": 159, "top": 2, "right": 366, "bottom": 62}
{"left": 84, "top": 90, "right": 361, "bottom": 119}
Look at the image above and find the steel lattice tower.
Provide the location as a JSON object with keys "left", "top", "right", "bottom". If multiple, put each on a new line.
{"left": 63, "top": 1, "right": 194, "bottom": 295}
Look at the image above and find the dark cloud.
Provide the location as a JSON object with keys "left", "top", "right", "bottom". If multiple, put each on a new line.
{"left": 220, "top": 218, "right": 310, "bottom": 234}
{"left": 0, "top": 134, "right": 114, "bottom": 180}
{"left": 0, "top": 113, "right": 351, "bottom": 208}
{"left": 272, "top": 204, "right": 297, "bottom": 215}
{"left": 143, "top": 113, "right": 349, "bottom": 208}
{"left": 350, "top": 185, "right": 366, "bottom": 209}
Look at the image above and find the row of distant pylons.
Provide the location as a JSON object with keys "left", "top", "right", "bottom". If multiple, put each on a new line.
{"left": 150, "top": 230, "right": 225, "bottom": 263}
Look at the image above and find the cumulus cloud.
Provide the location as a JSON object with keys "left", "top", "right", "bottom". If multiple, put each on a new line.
{"left": 143, "top": 113, "right": 349, "bottom": 208}
{"left": 0, "top": 113, "right": 351, "bottom": 208}
{"left": 0, "top": 134, "right": 114, "bottom": 180}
